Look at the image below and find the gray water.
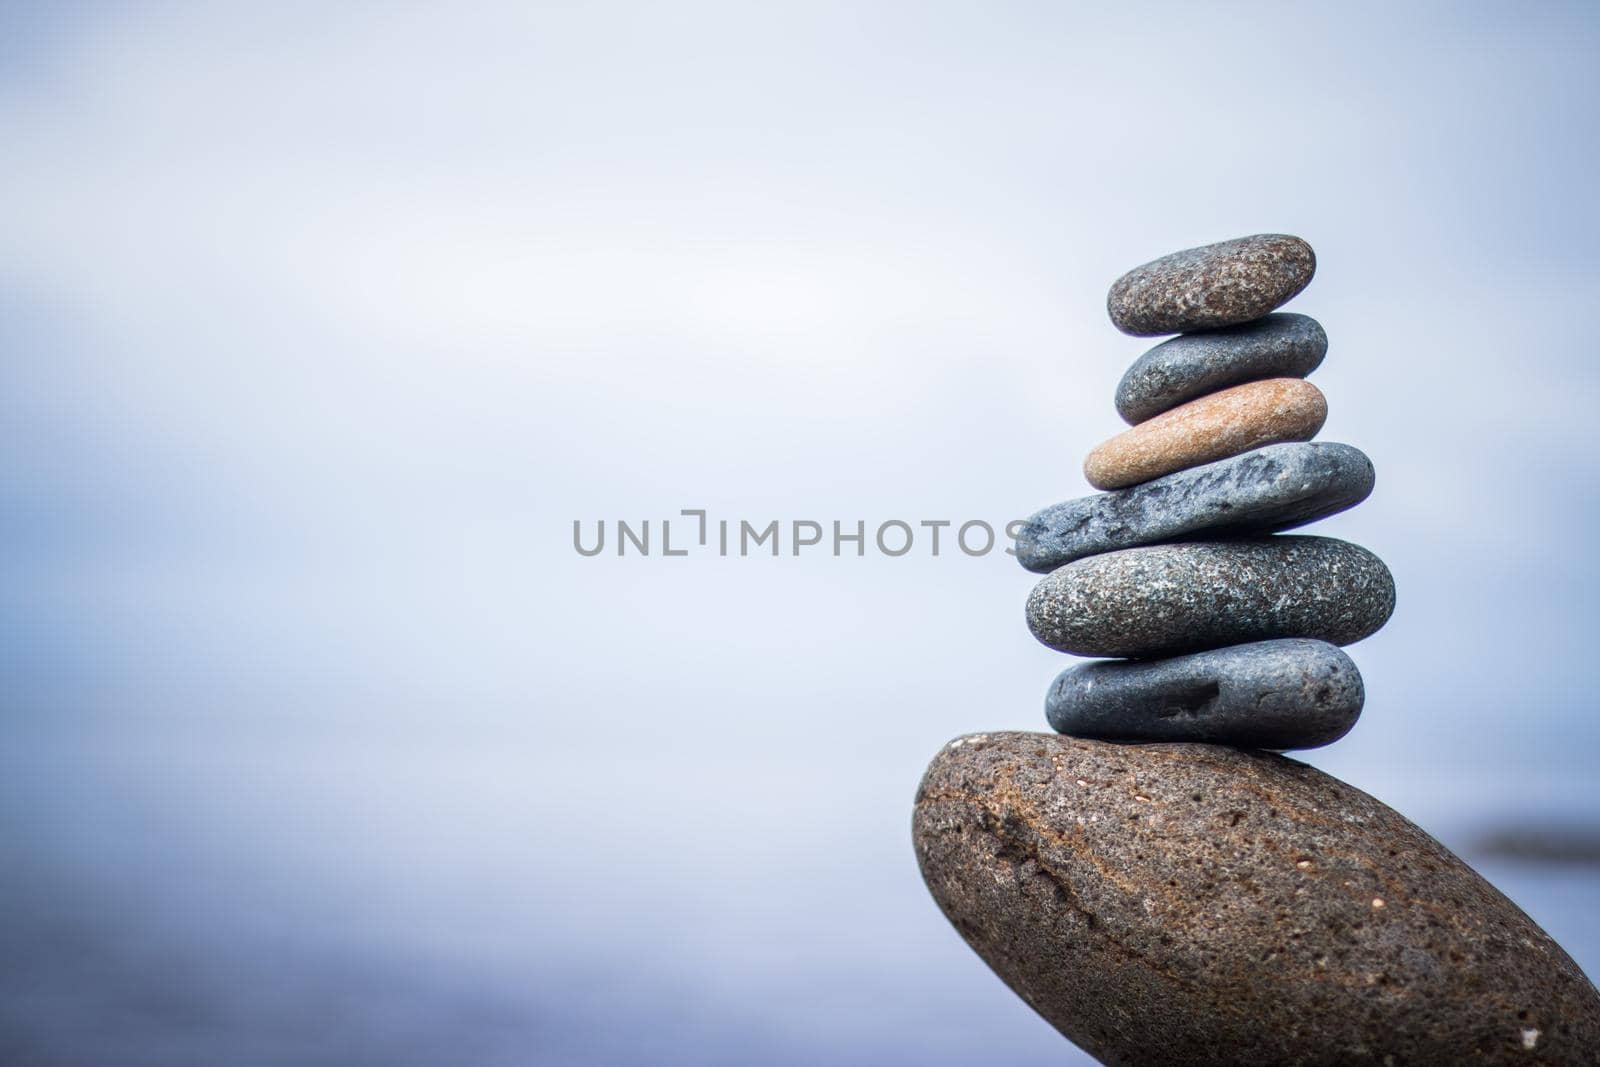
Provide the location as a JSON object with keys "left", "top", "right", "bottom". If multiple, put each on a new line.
{"left": 3, "top": 716, "right": 1597, "bottom": 1066}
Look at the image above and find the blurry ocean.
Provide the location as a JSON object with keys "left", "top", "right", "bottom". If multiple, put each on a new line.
{"left": 3, "top": 716, "right": 1596, "bottom": 1066}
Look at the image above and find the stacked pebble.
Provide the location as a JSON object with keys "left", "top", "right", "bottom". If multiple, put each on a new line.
{"left": 1016, "top": 234, "right": 1395, "bottom": 750}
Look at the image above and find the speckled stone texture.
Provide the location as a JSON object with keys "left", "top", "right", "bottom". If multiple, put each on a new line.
{"left": 1016, "top": 442, "right": 1373, "bottom": 574}
{"left": 1107, "top": 234, "right": 1316, "bottom": 337}
{"left": 1084, "top": 378, "right": 1327, "bottom": 491}
{"left": 1116, "top": 313, "right": 1328, "bottom": 425}
{"left": 1045, "top": 639, "right": 1363, "bottom": 750}
{"left": 1026, "top": 535, "right": 1395, "bottom": 658}
{"left": 913, "top": 732, "right": 1600, "bottom": 1066}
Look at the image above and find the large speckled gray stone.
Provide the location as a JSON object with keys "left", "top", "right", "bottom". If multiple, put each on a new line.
{"left": 1026, "top": 536, "right": 1394, "bottom": 658}
{"left": 1045, "top": 639, "right": 1363, "bottom": 750}
{"left": 913, "top": 732, "right": 1600, "bottom": 1065}
{"left": 1108, "top": 234, "right": 1316, "bottom": 337}
{"left": 1016, "top": 442, "right": 1373, "bottom": 574}
{"left": 1117, "top": 313, "right": 1328, "bottom": 425}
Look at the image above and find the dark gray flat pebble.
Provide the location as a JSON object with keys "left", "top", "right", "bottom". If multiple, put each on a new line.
{"left": 1045, "top": 638, "right": 1363, "bottom": 750}
{"left": 1116, "top": 313, "right": 1328, "bottom": 424}
{"left": 1026, "top": 535, "right": 1395, "bottom": 658}
{"left": 1107, "top": 234, "right": 1315, "bottom": 336}
{"left": 1016, "top": 442, "right": 1374, "bottom": 574}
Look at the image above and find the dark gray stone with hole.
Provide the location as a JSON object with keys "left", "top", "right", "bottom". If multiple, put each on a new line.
{"left": 1045, "top": 638, "right": 1362, "bottom": 750}
{"left": 1115, "top": 313, "right": 1328, "bottom": 425}
{"left": 1015, "top": 442, "right": 1373, "bottom": 574}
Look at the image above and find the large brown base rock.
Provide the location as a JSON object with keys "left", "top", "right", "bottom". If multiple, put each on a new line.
{"left": 913, "top": 732, "right": 1600, "bottom": 1065}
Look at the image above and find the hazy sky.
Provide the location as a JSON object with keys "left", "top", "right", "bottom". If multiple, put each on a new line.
{"left": 3, "top": 3, "right": 1599, "bottom": 1063}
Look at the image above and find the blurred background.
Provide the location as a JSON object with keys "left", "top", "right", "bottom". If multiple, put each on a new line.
{"left": 3, "top": 2, "right": 1598, "bottom": 1063}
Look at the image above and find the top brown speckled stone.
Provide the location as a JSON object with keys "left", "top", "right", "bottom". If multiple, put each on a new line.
{"left": 1107, "top": 234, "right": 1316, "bottom": 336}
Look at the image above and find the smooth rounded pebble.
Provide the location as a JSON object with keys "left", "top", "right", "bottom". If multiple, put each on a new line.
{"left": 913, "top": 732, "right": 1600, "bottom": 1066}
{"left": 1045, "top": 639, "right": 1363, "bottom": 750}
{"left": 1016, "top": 442, "right": 1373, "bottom": 574}
{"left": 1084, "top": 378, "right": 1327, "bottom": 491}
{"left": 1026, "top": 535, "right": 1395, "bottom": 658}
{"left": 1107, "top": 234, "right": 1316, "bottom": 336}
{"left": 1116, "top": 312, "right": 1328, "bottom": 425}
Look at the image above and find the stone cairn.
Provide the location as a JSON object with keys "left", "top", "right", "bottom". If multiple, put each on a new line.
{"left": 1021, "top": 233, "right": 1392, "bottom": 750}
{"left": 912, "top": 235, "right": 1600, "bottom": 1065}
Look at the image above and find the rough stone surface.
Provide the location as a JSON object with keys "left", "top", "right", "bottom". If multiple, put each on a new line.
{"left": 1017, "top": 442, "right": 1373, "bottom": 573}
{"left": 1117, "top": 312, "right": 1328, "bottom": 425}
{"left": 913, "top": 732, "right": 1600, "bottom": 1066}
{"left": 1045, "top": 639, "right": 1364, "bottom": 750}
{"left": 1085, "top": 378, "right": 1327, "bottom": 491}
{"left": 1026, "top": 535, "right": 1395, "bottom": 658}
{"left": 1107, "top": 234, "right": 1316, "bottom": 336}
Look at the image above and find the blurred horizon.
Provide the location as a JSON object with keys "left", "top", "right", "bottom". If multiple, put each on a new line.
{"left": 4, "top": 2, "right": 1600, "bottom": 1063}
